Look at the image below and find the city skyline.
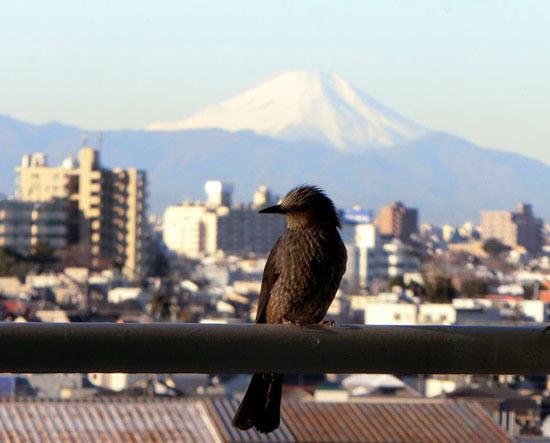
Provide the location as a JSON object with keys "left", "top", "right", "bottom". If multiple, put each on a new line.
{"left": 2, "top": 1, "right": 550, "bottom": 164}
{"left": 5, "top": 148, "right": 548, "bottom": 227}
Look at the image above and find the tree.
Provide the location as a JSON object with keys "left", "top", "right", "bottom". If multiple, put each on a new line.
{"left": 0, "top": 247, "right": 32, "bottom": 281}
{"left": 461, "top": 278, "right": 488, "bottom": 298}
{"left": 150, "top": 250, "right": 170, "bottom": 278}
{"left": 406, "top": 280, "right": 426, "bottom": 298}
{"left": 386, "top": 275, "right": 405, "bottom": 291}
{"left": 56, "top": 242, "right": 91, "bottom": 268}
{"left": 423, "top": 273, "right": 457, "bottom": 303}
{"left": 151, "top": 288, "right": 171, "bottom": 320}
{"left": 483, "top": 238, "right": 510, "bottom": 257}
{"left": 29, "top": 240, "right": 57, "bottom": 273}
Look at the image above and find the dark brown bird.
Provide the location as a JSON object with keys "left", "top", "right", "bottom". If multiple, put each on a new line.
{"left": 232, "top": 185, "right": 347, "bottom": 433}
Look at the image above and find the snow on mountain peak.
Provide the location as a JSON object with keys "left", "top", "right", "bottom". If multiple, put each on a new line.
{"left": 147, "top": 70, "right": 427, "bottom": 152}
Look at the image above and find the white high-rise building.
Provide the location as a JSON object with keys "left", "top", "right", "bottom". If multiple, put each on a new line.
{"left": 204, "top": 181, "right": 234, "bottom": 209}
{"left": 162, "top": 203, "right": 217, "bottom": 258}
{"left": 252, "top": 185, "right": 274, "bottom": 209}
{"left": 343, "top": 222, "right": 420, "bottom": 291}
{"left": 384, "top": 239, "right": 420, "bottom": 278}
{"left": 344, "top": 223, "right": 388, "bottom": 290}
{"left": 162, "top": 184, "right": 286, "bottom": 258}
{"left": 442, "top": 224, "right": 456, "bottom": 243}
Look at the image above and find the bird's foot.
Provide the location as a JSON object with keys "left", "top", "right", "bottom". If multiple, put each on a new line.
{"left": 319, "top": 319, "right": 336, "bottom": 327}
{"left": 283, "top": 317, "right": 304, "bottom": 328}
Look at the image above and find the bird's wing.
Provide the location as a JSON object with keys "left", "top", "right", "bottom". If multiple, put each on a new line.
{"left": 255, "top": 236, "right": 282, "bottom": 323}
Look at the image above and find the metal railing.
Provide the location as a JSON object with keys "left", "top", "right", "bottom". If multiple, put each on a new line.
{"left": 1, "top": 322, "right": 549, "bottom": 374}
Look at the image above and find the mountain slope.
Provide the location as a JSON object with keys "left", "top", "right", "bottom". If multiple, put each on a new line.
{"left": 119, "top": 130, "right": 550, "bottom": 224}
{"left": 147, "top": 71, "right": 427, "bottom": 153}
{"left": 2, "top": 117, "right": 549, "bottom": 225}
{"left": 0, "top": 115, "right": 81, "bottom": 195}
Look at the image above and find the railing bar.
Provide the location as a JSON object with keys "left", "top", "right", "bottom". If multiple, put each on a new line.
{"left": 0, "top": 323, "right": 549, "bottom": 374}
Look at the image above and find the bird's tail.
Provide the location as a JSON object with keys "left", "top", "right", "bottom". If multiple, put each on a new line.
{"left": 232, "top": 373, "right": 283, "bottom": 434}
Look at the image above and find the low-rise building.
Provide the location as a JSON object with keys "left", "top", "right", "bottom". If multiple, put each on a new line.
{"left": 364, "top": 301, "right": 418, "bottom": 325}
{"left": 418, "top": 303, "right": 456, "bottom": 325}
{"left": 363, "top": 292, "right": 456, "bottom": 325}
{"left": 0, "top": 277, "right": 24, "bottom": 298}
{"left": 107, "top": 287, "right": 150, "bottom": 305}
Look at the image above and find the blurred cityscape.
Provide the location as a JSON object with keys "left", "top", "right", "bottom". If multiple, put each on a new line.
{"left": 2, "top": 141, "right": 550, "bottom": 440}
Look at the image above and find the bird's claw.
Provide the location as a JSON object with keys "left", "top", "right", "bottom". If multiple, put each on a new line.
{"left": 283, "top": 317, "right": 304, "bottom": 328}
{"left": 319, "top": 319, "right": 336, "bottom": 327}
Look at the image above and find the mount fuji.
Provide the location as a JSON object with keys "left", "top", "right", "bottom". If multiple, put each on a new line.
{"left": 147, "top": 71, "right": 427, "bottom": 153}
{"left": 3, "top": 71, "right": 550, "bottom": 224}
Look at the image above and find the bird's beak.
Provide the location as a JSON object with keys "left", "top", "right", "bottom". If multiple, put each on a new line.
{"left": 259, "top": 204, "right": 285, "bottom": 214}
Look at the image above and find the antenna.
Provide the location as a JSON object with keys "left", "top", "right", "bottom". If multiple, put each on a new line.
{"left": 97, "top": 131, "right": 103, "bottom": 149}
{"left": 81, "top": 132, "right": 89, "bottom": 147}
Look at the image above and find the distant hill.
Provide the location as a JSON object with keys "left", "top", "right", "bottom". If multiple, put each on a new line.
{"left": 0, "top": 115, "right": 81, "bottom": 195}
{"left": 1, "top": 114, "right": 549, "bottom": 225}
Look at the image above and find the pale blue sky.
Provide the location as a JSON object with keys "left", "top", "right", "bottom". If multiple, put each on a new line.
{"left": 2, "top": 0, "right": 549, "bottom": 162}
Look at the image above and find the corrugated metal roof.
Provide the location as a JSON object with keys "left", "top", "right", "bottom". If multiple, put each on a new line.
{"left": 0, "top": 397, "right": 512, "bottom": 442}
{"left": 203, "top": 397, "right": 295, "bottom": 442}
{"left": 0, "top": 398, "right": 222, "bottom": 443}
{"left": 281, "top": 399, "right": 513, "bottom": 443}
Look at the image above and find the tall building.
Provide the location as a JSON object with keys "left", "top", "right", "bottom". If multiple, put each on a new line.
{"left": 343, "top": 221, "right": 419, "bottom": 291}
{"left": 15, "top": 153, "right": 75, "bottom": 202}
{"left": 0, "top": 198, "right": 67, "bottom": 254}
{"left": 376, "top": 201, "right": 418, "bottom": 244}
{"left": 252, "top": 185, "right": 274, "bottom": 209}
{"left": 163, "top": 203, "right": 217, "bottom": 258}
{"left": 111, "top": 167, "right": 148, "bottom": 278}
{"left": 204, "top": 180, "right": 234, "bottom": 209}
{"left": 442, "top": 224, "right": 456, "bottom": 243}
{"left": 216, "top": 204, "right": 286, "bottom": 255}
{"left": 15, "top": 147, "right": 148, "bottom": 278}
{"left": 481, "top": 203, "right": 543, "bottom": 255}
{"left": 162, "top": 184, "right": 286, "bottom": 257}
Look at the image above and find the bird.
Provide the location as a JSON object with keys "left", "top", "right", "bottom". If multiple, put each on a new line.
{"left": 232, "top": 184, "right": 347, "bottom": 433}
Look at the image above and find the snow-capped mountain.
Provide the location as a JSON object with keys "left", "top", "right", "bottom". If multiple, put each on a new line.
{"left": 4, "top": 114, "right": 550, "bottom": 223}
{"left": 146, "top": 71, "right": 427, "bottom": 152}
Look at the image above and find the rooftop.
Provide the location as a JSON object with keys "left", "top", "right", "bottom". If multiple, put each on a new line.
{"left": 0, "top": 397, "right": 511, "bottom": 442}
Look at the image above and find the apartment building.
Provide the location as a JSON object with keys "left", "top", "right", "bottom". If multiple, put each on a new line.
{"left": 481, "top": 203, "right": 543, "bottom": 255}
{"left": 376, "top": 201, "right": 418, "bottom": 244}
{"left": 343, "top": 221, "right": 420, "bottom": 291}
{"left": 15, "top": 148, "right": 148, "bottom": 278}
{"left": 205, "top": 180, "right": 234, "bottom": 209}
{"left": 15, "top": 153, "right": 74, "bottom": 202}
{"left": 216, "top": 204, "right": 286, "bottom": 255}
{"left": 163, "top": 203, "right": 217, "bottom": 258}
{"left": 162, "top": 183, "right": 286, "bottom": 257}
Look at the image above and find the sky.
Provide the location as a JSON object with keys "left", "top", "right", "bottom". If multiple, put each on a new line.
{"left": 2, "top": 0, "right": 550, "bottom": 163}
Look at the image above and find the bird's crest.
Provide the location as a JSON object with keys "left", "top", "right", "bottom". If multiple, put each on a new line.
{"left": 281, "top": 184, "right": 342, "bottom": 229}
